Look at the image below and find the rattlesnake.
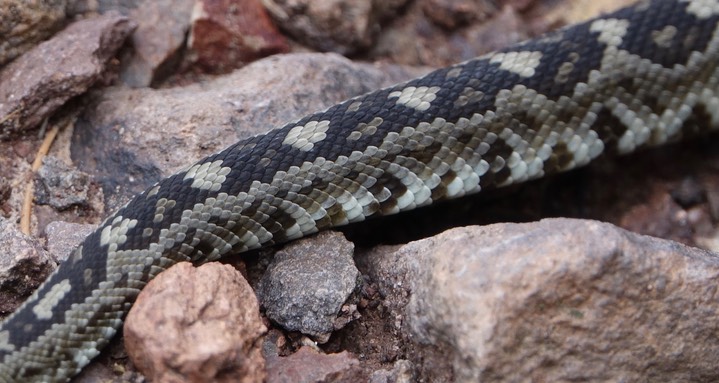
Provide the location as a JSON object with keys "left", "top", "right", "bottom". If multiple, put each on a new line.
{"left": 2, "top": 0, "right": 719, "bottom": 381}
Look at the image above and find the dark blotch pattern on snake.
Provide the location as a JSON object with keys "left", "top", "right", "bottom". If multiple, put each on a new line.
{"left": 2, "top": 0, "right": 719, "bottom": 381}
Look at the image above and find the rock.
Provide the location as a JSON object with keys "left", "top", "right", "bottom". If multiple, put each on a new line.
{"left": 257, "top": 231, "right": 359, "bottom": 343}
{"left": 187, "top": 0, "right": 289, "bottom": 74}
{"left": 124, "top": 262, "right": 266, "bottom": 383}
{"left": 0, "top": 0, "right": 67, "bottom": 67}
{"left": 0, "top": 13, "right": 135, "bottom": 140}
{"left": 119, "top": 0, "right": 195, "bottom": 87}
{"left": 35, "top": 156, "right": 97, "bottom": 211}
{"left": 0, "top": 217, "right": 54, "bottom": 316}
{"left": 265, "top": 346, "right": 363, "bottom": 383}
{"left": 71, "top": 52, "right": 426, "bottom": 210}
{"left": 43, "top": 221, "right": 96, "bottom": 262}
{"left": 30, "top": 156, "right": 104, "bottom": 235}
{"left": 360, "top": 218, "right": 719, "bottom": 381}
{"left": 262, "top": 0, "right": 409, "bottom": 54}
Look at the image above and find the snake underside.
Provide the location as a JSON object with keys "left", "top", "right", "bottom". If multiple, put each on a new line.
{"left": 2, "top": 0, "right": 719, "bottom": 381}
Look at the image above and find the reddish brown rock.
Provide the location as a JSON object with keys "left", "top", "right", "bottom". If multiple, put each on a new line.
{"left": 265, "top": 347, "right": 362, "bottom": 383}
{"left": 0, "top": 13, "right": 135, "bottom": 140}
{"left": 124, "top": 262, "right": 266, "bottom": 383}
{"left": 187, "top": 0, "right": 289, "bottom": 74}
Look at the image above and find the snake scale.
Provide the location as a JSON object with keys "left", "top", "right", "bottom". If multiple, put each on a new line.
{"left": 1, "top": 0, "right": 719, "bottom": 381}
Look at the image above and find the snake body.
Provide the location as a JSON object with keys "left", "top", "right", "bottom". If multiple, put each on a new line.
{"left": 2, "top": 0, "right": 719, "bottom": 381}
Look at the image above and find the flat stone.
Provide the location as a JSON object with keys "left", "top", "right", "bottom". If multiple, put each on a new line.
{"left": 0, "top": 13, "right": 135, "bottom": 140}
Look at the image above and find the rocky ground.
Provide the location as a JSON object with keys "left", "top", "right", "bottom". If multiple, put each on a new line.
{"left": 1, "top": 0, "right": 719, "bottom": 382}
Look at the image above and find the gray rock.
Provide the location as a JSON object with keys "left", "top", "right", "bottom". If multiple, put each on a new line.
{"left": 0, "top": 13, "right": 135, "bottom": 140}
{"left": 0, "top": 217, "right": 54, "bottom": 316}
{"left": 257, "top": 231, "right": 359, "bottom": 343}
{"left": 361, "top": 218, "right": 719, "bottom": 382}
{"left": 0, "top": 0, "right": 67, "bottom": 67}
{"left": 35, "top": 156, "right": 95, "bottom": 211}
{"left": 43, "top": 221, "right": 96, "bottom": 262}
{"left": 31, "top": 156, "right": 104, "bottom": 236}
{"left": 72, "top": 52, "right": 426, "bottom": 210}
